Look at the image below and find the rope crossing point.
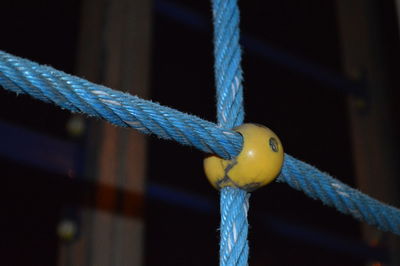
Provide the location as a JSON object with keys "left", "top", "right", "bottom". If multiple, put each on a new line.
{"left": 0, "top": 1, "right": 399, "bottom": 262}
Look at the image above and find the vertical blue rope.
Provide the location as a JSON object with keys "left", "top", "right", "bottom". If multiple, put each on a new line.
{"left": 211, "top": 0, "right": 249, "bottom": 265}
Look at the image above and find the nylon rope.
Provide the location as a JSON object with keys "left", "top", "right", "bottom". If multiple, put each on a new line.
{"left": 210, "top": 0, "right": 249, "bottom": 265}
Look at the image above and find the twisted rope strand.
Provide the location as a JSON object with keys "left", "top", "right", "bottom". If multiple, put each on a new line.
{"left": 219, "top": 188, "right": 249, "bottom": 265}
{"left": 211, "top": 0, "right": 249, "bottom": 265}
{"left": 0, "top": 50, "right": 241, "bottom": 159}
{"left": 212, "top": 0, "right": 244, "bottom": 130}
{"left": 0, "top": 50, "right": 399, "bottom": 236}
{"left": 278, "top": 154, "right": 400, "bottom": 235}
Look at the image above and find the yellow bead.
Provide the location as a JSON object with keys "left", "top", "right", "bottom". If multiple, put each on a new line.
{"left": 204, "top": 123, "right": 284, "bottom": 191}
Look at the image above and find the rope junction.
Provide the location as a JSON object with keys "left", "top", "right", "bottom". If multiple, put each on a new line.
{"left": 0, "top": 1, "right": 399, "bottom": 264}
{"left": 1, "top": 46, "right": 400, "bottom": 256}
{"left": 1, "top": 48, "right": 400, "bottom": 248}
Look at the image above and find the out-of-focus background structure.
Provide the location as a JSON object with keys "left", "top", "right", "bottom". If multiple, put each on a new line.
{"left": 1, "top": 0, "right": 400, "bottom": 265}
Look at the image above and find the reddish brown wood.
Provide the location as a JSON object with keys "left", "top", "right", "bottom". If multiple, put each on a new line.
{"left": 336, "top": 1, "right": 400, "bottom": 264}
{"left": 58, "top": 0, "right": 152, "bottom": 265}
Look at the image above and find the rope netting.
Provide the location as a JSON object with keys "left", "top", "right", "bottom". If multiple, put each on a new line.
{"left": 0, "top": 1, "right": 399, "bottom": 265}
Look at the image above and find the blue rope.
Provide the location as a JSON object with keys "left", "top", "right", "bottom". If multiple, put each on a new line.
{"left": 210, "top": 0, "right": 249, "bottom": 265}
{"left": 0, "top": 50, "right": 241, "bottom": 159}
{"left": 0, "top": 50, "right": 399, "bottom": 245}
{"left": 278, "top": 154, "right": 400, "bottom": 235}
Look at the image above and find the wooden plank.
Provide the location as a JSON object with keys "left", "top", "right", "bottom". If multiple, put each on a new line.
{"left": 58, "top": 0, "right": 152, "bottom": 265}
{"left": 336, "top": 0, "right": 400, "bottom": 265}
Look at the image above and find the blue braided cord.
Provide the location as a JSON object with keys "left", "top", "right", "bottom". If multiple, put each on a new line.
{"left": 212, "top": 0, "right": 244, "bottom": 129}
{"left": 0, "top": 50, "right": 242, "bottom": 159}
{"left": 211, "top": 0, "right": 249, "bottom": 265}
{"left": 220, "top": 188, "right": 249, "bottom": 266}
{"left": 278, "top": 154, "right": 400, "bottom": 235}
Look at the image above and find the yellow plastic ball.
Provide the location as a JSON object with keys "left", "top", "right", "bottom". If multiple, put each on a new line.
{"left": 204, "top": 123, "right": 284, "bottom": 191}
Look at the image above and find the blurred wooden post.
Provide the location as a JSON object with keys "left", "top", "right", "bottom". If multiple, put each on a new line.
{"left": 58, "top": 0, "right": 152, "bottom": 265}
{"left": 336, "top": 1, "right": 400, "bottom": 265}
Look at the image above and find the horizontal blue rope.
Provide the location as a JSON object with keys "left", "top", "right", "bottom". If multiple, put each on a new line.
{"left": 0, "top": 50, "right": 399, "bottom": 235}
{"left": 278, "top": 155, "right": 400, "bottom": 235}
{"left": 0, "top": 50, "right": 241, "bottom": 159}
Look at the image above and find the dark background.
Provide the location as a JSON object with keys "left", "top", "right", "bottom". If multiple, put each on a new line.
{"left": 1, "top": 0, "right": 399, "bottom": 265}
